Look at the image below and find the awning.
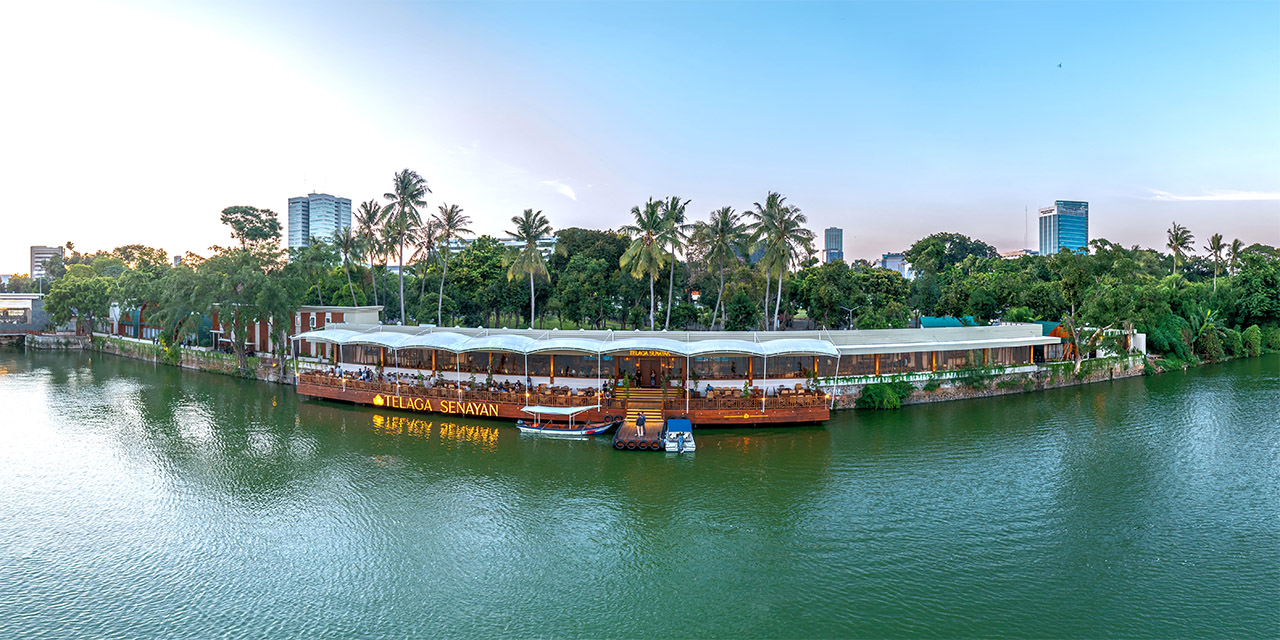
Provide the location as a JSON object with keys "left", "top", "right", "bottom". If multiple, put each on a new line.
{"left": 520, "top": 404, "right": 601, "bottom": 416}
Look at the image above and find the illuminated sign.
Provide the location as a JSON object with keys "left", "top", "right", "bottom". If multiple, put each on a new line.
{"left": 628, "top": 350, "right": 673, "bottom": 357}
{"left": 372, "top": 394, "right": 500, "bottom": 417}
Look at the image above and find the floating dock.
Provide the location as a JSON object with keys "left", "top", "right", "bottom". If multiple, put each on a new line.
{"left": 612, "top": 388, "right": 665, "bottom": 450}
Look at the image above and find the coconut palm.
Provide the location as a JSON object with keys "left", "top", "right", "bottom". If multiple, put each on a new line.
{"left": 333, "top": 226, "right": 360, "bottom": 306}
{"left": 1166, "top": 221, "right": 1194, "bottom": 275}
{"left": 748, "top": 192, "right": 813, "bottom": 330}
{"left": 691, "top": 206, "right": 746, "bottom": 329}
{"left": 432, "top": 203, "right": 472, "bottom": 327}
{"left": 354, "top": 199, "right": 382, "bottom": 307}
{"left": 1228, "top": 238, "right": 1244, "bottom": 274}
{"left": 383, "top": 169, "right": 430, "bottom": 324}
{"left": 411, "top": 218, "right": 439, "bottom": 300}
{"left": 619, "top": 198, "right": 668, "bottom": 330}
{"left": 659, "top": 196, "right": 691, "bottom": 330}
{"left": 1204, "top": 233, "right": 1225, "bottom": 290}
{"left": 506, "top": 209, "right": 553, "bottom": 329}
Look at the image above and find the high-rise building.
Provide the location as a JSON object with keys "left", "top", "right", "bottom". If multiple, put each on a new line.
{"left": 30, "top": 245, "right": 63, "bottom": 279}
{"left": 823, "top": 227, "right": 844, "bottom": 263}
{"left": 1038, "top": 200, "right": 1089, "bottom": 256}
{"left": 879, "top": 252, "right": 915, "bottom": 279}
{"left": 288, "top": 193, "right": 352, "bottom": 250}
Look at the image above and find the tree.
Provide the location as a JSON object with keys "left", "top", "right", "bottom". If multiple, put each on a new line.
{"left": 619, "top": 198, "right": 668, "bottom": 330}
{"left": 690, "top": 206, "right": 745, "bottom": 329}
{"left": 411, "top": 218, "right": 438, "bottom": 300}
{"left": 659, "top": 196, "right": 691, "bottom": 329}
{"left": 354, "top": 199, "right": 382, "bottom": 308}
{"left": 219, "top": 206, "right": 282, "bottom": 249}
{"left": 44, "top": 267, "right": 114, "bottom": 337}
{"left": 334, "top": 226, "right": 360, "bottom": 306}
{"left": 432, "top": 203, "right": 472, "bottom": 326}
{"left": 1228, "top": 238, "right": 1244, "bottom": 275}
{"left": 383, "top": 169, "right": 430, "bottom": 324}
{"left": 1166, "top": 221, "right": 1194, "bottom": 275}
{"left": 1204, "top": 233, "right": 1224, "bottom": 290}
{"left": 748, "top": 192, "right": 814, "bottom": 330}
{"left": 506, "top": 209, "right": 553, "bottom": 328}
{"left": 724, "top": 289, "right": 760, "bottom": 331}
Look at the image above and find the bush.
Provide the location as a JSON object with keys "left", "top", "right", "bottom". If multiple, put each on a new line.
{"left": 1243, "top": 325, "right": 1263, "bottom": 357}
{"left": 1197, "top": 330, "right": 1225, "bottom": 362}
{"left": 922, "top": 380, "right": 941, "bottom": 392}
{"left": 1146, "top": 314, "right": 1192, "bottom": 359}
{"left": 1266, "top": 327, "right": 1280, "bottom": 352}
{"left": 1221, "top": 328, "right": 1244, "bottom": 359}
{"left": 855, "top": 381, "right": 915, "bottom": 410}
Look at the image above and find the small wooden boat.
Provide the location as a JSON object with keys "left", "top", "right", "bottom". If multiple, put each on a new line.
{"left": 516, "top": 405, "right": 621, "bottom": 437}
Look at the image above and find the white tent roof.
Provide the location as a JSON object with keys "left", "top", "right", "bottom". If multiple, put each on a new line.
{"left": 520, "top": 404, "right": 601, "bottom": 416}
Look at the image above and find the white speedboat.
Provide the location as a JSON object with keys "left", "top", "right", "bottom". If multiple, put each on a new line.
{"left": 662, "top": 418, "right": 695, "bottom": 453}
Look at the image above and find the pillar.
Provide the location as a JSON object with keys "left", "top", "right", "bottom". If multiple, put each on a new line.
{"left": 874, "top": 354, "right": 880, "bottom": 376}
{"left": 550, "top": 354, "right": 555, "bottom": 384}
{"left": 931, "top": 352, "right": 937, "bottom": 372}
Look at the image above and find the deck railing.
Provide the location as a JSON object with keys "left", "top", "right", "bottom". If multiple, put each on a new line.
{"left": 298, "top": 373, "right": 623, "bottom": 410}
{"left": 664, "top": 393, "right": 829, "bottom": 411}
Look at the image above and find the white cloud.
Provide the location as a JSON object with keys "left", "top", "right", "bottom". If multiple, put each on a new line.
{"left": 1148, "top": 189, "right": 1280, "bottom": 202}
{"left": 540, "top": 179, "right": 578, "bottom": 201}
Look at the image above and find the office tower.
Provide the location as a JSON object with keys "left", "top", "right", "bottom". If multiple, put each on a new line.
{"left": 1038, "top": 200, "right": 1089, "bottom": 255}
{"left": 29, "top": 245, "right": 63, "bottom": 279}
{"left": 288, "top": 193, "right": 353, "bottom": 250}
{"left": 824, "top": 227, "right": 844, "bottom": 263}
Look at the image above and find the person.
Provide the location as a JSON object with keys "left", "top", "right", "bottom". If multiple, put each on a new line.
{"left": 705, "top": 382, "right": 713, "bottom": 396}
{"left": 649, "top": 370, "right": 656, "bottom": 388}
{"left": 636, "top": 412, "right": 646, "bottom": 437}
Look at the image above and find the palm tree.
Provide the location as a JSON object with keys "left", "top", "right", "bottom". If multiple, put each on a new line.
{"left": 506, "top": 209, "right": 553, "bottom": 329}
{"left": 1228, "top": 238, "right": 1244, "bottom": 275}
{"left": 691, "top": 206, "right": 745, "bottom": 329}
{"left": 354, "top": 199, "right": 382, "bottom": 307}
{"left": 1204, "top": 233, "right": 1225, "bottom": 290}
{"left": 383, "top": 169, "right": 430, "bottom": 324}
{"left": 334, "top": 226, "right": 360, "bottom": 306}
{"left": 411, "top": 218, "right": 439, "bottom": 301}
{"left": 620, "top": 198, "right": 668, "bottom": 330}
{"left": 659, "top": 196, "right": 691, "bottom": 330}
{"left": 748, "top": 192, "right": 813, "bottom": 330}
{"left": 432, "top": 203, "right": 472, "bottom": 327}
{"left": 1166, "top": 221, "right": 1194, "bottom": 275}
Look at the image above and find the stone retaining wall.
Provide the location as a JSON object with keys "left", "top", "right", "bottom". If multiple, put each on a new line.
{"left": 26, "top": 333, "right": 91, "bottom": 350}
{"left": 823, "top": 356, "right": 1145, "bottom": 410}
{"left": 90, "top": 337, "right": 293, "bottom": 384}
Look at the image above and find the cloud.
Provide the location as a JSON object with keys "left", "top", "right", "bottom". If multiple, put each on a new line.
{"left": 1148, "top": 189, "right": 1280, "bottom": 202}
{"left": 540, "top": 179, "right": 577, "bottom": 201}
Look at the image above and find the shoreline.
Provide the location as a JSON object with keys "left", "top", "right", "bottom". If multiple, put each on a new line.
{"left": 35, "top": 335, "right": 1262, "bottom": 418}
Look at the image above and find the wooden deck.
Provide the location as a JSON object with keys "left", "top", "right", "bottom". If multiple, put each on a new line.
{"left": 612, "top": 388, "right": 666, "bottom": 451}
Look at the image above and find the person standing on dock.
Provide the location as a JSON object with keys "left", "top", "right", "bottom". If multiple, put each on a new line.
{"left": 636, "top": 413, "right": 646, "bottom": 438}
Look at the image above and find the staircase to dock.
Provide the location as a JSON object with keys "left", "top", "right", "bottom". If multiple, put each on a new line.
{"left": 612, "top": 387, "right": 668, "bottom": 450}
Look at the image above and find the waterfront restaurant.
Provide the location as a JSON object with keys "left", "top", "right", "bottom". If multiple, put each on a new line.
{"left": 293, "top": 323, "right": 1066, "bottom": 426}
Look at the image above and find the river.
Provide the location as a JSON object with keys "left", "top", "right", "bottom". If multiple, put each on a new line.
{"left": 0, "top": 350, "right": 1276, "bottom": 638}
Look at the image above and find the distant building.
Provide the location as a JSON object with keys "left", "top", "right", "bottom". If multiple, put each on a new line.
{"left": 289, "top": 193, "right": 352, "bottom": 250}
{"left": 879, "top": 252, "right": 915, "bottom": 280}
{"left": 823, "top": 227, "right": 844, "bottom": 263}
{"left": 999, "top": 249, "right": 1039, "bottom": 259}
{"left": 172, "top": 255, "right": 183, "bottom": 268}
{"left": 1038, "top": 200, "right": 1089, "bottom": 256}
{"left": 442, "top": 236, "right": 558, "bottom": 259}
{"left": 0, "top": 293, "right": 48, "bottom": 332}
{"left": 29, "top": 246, "right": 63, "bottom": 280}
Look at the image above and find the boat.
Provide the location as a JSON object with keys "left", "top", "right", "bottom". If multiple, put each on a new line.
{"left": 662, "top": 417, "right": 696, "bottom": 453}
{"left": 515, "top": 404, "right": 621, "bottom": 437}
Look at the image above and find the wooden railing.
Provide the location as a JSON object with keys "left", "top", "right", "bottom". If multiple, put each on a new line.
{"left": 664, "top": 393, "right": 828, "bottom": 411}
{"left": 298, "top": 373, "right": 621, "bottom": 410}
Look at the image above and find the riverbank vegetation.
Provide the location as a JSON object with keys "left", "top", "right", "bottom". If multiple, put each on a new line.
{"left": 7, "top": 169, "right": 1277, "bottom": 375}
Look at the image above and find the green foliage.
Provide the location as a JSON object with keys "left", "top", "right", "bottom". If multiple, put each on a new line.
{"left": 1266, "top": 327, "right": 1280, "bottom": 352}
{"left": 855, "top": 381, "right": 915, "bottom": 410}
{"left": 1242, "top": 325, "right": 1263, "bottom": 357}
{"left": 922, "top": 380, "right": 941, "bottom": 392}
{"left": 220, "top": 206, "right": 282, "bottom": 249}
{"left": 1221, "top": 328, "right": 1244, "bottom": 358}
{"left": 44, "top": 268, "right": 115, "bottom": 336}
{"left": 724, "top": 290, "right": 760, "bottom": 331}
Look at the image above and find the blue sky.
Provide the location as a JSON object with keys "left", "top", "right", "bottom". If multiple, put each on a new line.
{"left": 1, "top": 0, "right": 1276, "bottom": 271}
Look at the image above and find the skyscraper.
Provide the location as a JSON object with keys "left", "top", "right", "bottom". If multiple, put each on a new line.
{"left": 288, "top": 193, "right": 352, "bottom": 250}
{"left": 29, "top": 245, "right": 63, "bottom": 279}
{"left": 1038, "top": 200, "right": 1089, "bottom": 256}
{"left": 823, "top": 227, "right": 844, "bottom": 263}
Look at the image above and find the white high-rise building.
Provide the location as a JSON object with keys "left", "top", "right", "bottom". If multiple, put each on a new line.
{"left": 288, "top": 193, "right": 352, "bottom": 250}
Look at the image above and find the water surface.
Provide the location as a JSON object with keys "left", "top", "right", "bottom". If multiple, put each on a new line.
{"left": 0, "top": 351, "right": 1276, "bottom": 638}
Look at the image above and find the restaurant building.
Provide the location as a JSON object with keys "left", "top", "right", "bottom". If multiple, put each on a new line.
{"left": 293, "top": 323, "right": 1084, "bottom": 426}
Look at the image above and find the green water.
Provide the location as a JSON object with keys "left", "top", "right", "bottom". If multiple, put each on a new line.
{"left": 0, "top": 350, "right": 1276, "bottom": 638}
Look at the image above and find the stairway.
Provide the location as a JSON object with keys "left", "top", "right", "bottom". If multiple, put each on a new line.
{"left": 621, "top": 387, "right": 667, "bottom": 429}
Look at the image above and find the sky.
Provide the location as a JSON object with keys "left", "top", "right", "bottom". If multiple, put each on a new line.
{"left": 1, "top": 0, "right": 1277, "bottom": 273}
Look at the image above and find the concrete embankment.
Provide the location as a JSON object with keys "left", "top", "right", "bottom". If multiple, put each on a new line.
{"left": 823, "top": 356, "right": 1146, "bottom": 409}
{"left": 90, "top": 336, "right": 293, "bottom": 384}
{"left": 25, "top": 333, "right": 91, "bottom": 350}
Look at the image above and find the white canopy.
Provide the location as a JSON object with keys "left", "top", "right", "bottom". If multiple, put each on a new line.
{"left": 520, "top": 404, "right": 601, "bottom": 416}
{"left": 292, "top": 327, "right": 841, "bottom": 358}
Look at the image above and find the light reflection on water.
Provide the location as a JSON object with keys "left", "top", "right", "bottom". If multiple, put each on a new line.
{"left": 0, "top": 349, "right": 1276, "bottom": 639}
